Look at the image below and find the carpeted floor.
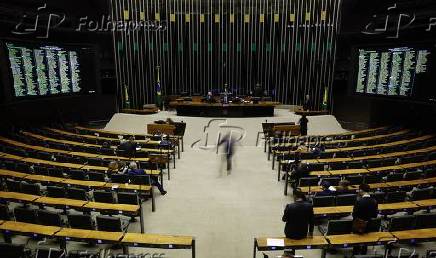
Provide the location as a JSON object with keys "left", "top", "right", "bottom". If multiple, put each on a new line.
{"left": 106, "top": 109, "right": 346, "bottom": 258}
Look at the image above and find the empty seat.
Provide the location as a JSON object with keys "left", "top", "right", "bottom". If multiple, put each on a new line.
{"left": 386, "top": 173, "right": 404, "bottom": 182}
{"left": 364, "top": 174, "right": 382, "bottom": 184}
{"left": 130, "top": 175, "right": 151, "bottom": 185}
{"left": 93, "top": 191, "right": 115, "bottom": 203}
{"left": 96, "top": 215, "right": 125, "bottom": 232}
{"left": 100, "top": 148, "right": 115, "bottom": 155}
{"left": 371, "top": 192, "right": 386, "bottom": 204}
{"left": 325, "top": 219, "right": 353, "bottom": 235}
{"left": 0, "top": 204, "right": 11, "bottom": 220}
{"left": 5, "top": 179, "right": 21, "bottom": 192}
{"left": 33, "top": 165, "right": 49, "bottom": 175}
{"left": 385, "top": 191, "right": 407, "bottom": 203}
{"left": 67, "top": 170, "right": 87, "bottom": 180}
{"left": 0, "top": 243, "right": 28, "bottom": 258}
{"left": 88, "top": 158, "right": 104, "bottom": 166}
{"left": 312, "top": 196, "right": 336, "bottom": 207}
{"left": 46, "top": 186, "right": 66, "bottom": 198}
{"left": 87, "top": 171, "right": 106, "bottom": 181}
{"left": 347, "top": 161, "right": 364, "bottom": 169}
{"left": 336, "top": 194, "right": 357, "bottom": 206}
{"left": 48, "top": 167, "right": 64, "bottom": 178}
{"left": 320, "top": 177, "right": 341, "bottom": 186}
{"left": 410, "top": 188, "right": 433, "bottom": 201}
{"left": 329, "top": 162, "right": 347, "bottom": 170}
{"left": 117, "top": 192, "right": 139, "bottom": 205}
{"left": 382, "top": 157, "right": 398, "bottom": 166}
{"left": 365, "top": 159, "right": 383, "bottom": 169}
{"left": 415, "top": 213, "right": 436, "bottom": 229}
{"left": 388, "top": 215, "right": 416, "bottom": 231}
{"left": 15, "top": 163, "right": 30, "bottom": 173}
{"left": 35, "top": 247, "right": 66, "bottom": 258}
{"left": 110, "top": 174, "right": 130, "bottom": 184}
{"left": 67, "top": 214, "right": 94, "bottom": 230}
{"left": 4, "top": 160, "right": 16, "bottom": 170}
{"left": 366, "top": 218, "right": 382, "bottom": 232}
{"left": 14, "top": 207, "right": 37, "bottom": 223}
{"left": 426, "top": 169, "right": 436, "bottom": 178}
{"left": 37, "top": 209, "right": 63, "bottom": 227}
{"left": 67, "top": 188, "right": 88, "bottom": 201}
{"left": 404, "top": 171, "right": 423, "bottom": 180}
{"left": 20, "top": 182, "right": 41, "bottom": 196}
{"left": 345, "top": 175, "right": 364, "bottom": 185}
{"left": 37, "top": 152, "right": 53, "bottom": 160}
{"left": 298, "top": 177, "right": 319, "bottom": 187}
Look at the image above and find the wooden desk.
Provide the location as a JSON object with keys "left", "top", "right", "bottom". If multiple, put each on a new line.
{"left": 74, "top": 126, "right": 182, "bottom": 142}
{"left": 83, "top": 202, "right": 140, "bottom": 215}
{"left": 0, "top": 221, "right": 61, "bottom": 237}
{"left": 378, "top": 202, "right": 419, "bottom": 211}
{"left": 326, "top": 232, "right": 396, "bottom": 247}
{"left": 299, "top": 177, "right": 436, "bottom": 193}
{"left": 412, "top": 199, "right": 436, "bottom": 208}
{"left": 63, "top": 179, "right": 107, "bottom": 188}
{"left": 22, "top": 157, "right": 84, "bottom": 169}
{"left": 0, "top": 191, "right": 40, "bottom": 202}
{"left": 45, "top": 127, "right": 156, "bottom": 145}
{"left": 35, "top": 197, "right": 88, "bottom": 209}
{"left": 25, "top": 174, "right": 65, "bottom": 183}
{"left": 0, "top": 219, "right": 195, "bottom": 257}
{"left": 314, "top": 206, "right": 353, "bottom": 216}
{"left": 391, "top": 228, "right": 436, "bottom": 243}
{"left": 171, "top": 101, "right": 279, "bottom": 117}
{"left": 314, "top": 201, "right": 423, "bottom": 217}
{"left": 122, "top": 232, "right": 194, "bottom": 248}
{"left": 255, "top": 236, "right": 328, "bottom": 251}
{"left": 0, "top": 169, "right": 28, "bottom": 179}
{"left": 55, "top": 228, "right": 124, "bottom": 242}
{"left": 329, "top": 168, "right": 369, "bottom": 176}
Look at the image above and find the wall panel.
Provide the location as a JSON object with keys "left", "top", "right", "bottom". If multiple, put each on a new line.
{"left": 110, "top": 0, "right": 342, "bottom": 109}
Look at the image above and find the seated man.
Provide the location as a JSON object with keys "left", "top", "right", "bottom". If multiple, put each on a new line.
{"left": 282, "top": 190, "right": 314, "bottom": 240}
{"left": 336, "top": 180, "right": 353, "bottom": 195}
{"left": 315, "top": 181, "right": 336, "bottom": 196}
{"left": 118, "top": 137, "right": 137, "bottom": 157}
{"left": 127, "top": 162, "right": 167, "bottom": 195}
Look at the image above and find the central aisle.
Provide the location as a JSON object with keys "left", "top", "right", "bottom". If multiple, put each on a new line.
{"left": 137, "top": 146, "right": 289, "bottom": 258}
{"left": 105, "top": 110, "right": 347, "bottom": 257}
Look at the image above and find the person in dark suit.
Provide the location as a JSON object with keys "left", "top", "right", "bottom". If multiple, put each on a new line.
{"left": 299, "top": 115, "right": 308, "bottom": 136}
{"left": 253, "top": 84, "right": 264, "bottom": 98}
{"left": 127, "top": 162, "right": 167, "bottom": 195}
{"left": 118, "top": 136, "right": 137, "bottom": 157}
{"left": 336, "top": 180, "right": 354, "bottom": 195}
{"left": 352, "top": 184, "right": 378, "bottom": 254}
{"left": 353, "top": 184, "right": 378, "bottom": 221}
{"left": 282, "top": 190, "right": 314, "bottom": 240}
{"left": 315, "top": 181, "right": 335, "bottom": 197}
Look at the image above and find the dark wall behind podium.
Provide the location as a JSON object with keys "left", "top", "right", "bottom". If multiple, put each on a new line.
{"left": 0, "top": 95, "right": 117, "bottom": 129}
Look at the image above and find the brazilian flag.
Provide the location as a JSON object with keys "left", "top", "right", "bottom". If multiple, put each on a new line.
{"left": 322, "top": 86, "right": 329, "bottom": 110}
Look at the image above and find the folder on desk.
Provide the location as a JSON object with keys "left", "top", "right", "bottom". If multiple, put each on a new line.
{"left": 266, "top": 238, "right": 284, "bottom": 247}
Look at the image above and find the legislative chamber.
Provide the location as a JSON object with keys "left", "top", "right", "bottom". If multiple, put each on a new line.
{"left": 0, "top": 0, "right": 436, "bottom": 258}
